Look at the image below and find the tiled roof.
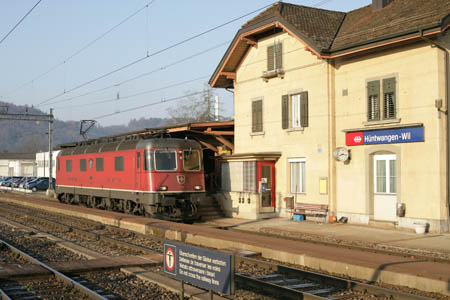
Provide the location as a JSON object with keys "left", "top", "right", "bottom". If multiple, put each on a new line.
{"left": 242, "top": 2, "right": 346, "bottom": 50}
{"left": 241, "top": 0, "right": 449, "bottom": 51}
{"left": 333, "top": 0, "right": 450, "bottom": 50}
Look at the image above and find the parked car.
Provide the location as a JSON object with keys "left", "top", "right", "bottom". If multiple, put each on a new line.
{"left": 3, "top": 177, "right": 22, "bottom": 187}
{"left": 27, "top": 178, "right": 54, "bottom": 192}
{"left": 17, "top": 177, "right": 35, "bottom": 188}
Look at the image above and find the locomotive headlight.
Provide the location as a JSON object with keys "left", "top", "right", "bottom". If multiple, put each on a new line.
{"left": 194, "top": 185, "right": 202, "bottom": 191}
{"left": 159, "top": 186, "right": 168, "bottom": 191}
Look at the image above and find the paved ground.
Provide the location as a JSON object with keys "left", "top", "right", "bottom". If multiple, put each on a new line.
{"left": 200, "top": 217, "right": 450, "bottom": 253}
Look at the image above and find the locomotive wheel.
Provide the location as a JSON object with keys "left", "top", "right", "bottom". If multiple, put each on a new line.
{"left": 124, "top": 200, "right": 135, "bottom": 214}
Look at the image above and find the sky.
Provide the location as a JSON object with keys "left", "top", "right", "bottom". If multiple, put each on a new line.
{"left": 0, "top": 0, "right": 371, "bottom": 126}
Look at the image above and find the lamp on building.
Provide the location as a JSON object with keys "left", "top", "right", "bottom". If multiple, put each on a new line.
{"left": 435, "top": 99, "right": 447, "bottom": 119}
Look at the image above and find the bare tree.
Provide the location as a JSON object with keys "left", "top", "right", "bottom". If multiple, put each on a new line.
{"left": 166, "top": 84, "right": 219, "bottom": 125}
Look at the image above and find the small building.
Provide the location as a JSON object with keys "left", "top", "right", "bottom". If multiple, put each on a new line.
{"left": 210, "top": 0, "right": 450, "bottom": 233}
{"left": 36, "top": 150, "right": 60, "bottom": 178}
{"left": 0, "top": 153, "right": 36, "bottom": 177}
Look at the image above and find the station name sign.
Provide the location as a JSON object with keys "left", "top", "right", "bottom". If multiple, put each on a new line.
{"left": 164, "top": 241, "right": 234, "bottom": 295}
{"left": 346, "top": 126, "right": 424, "bottom": 146}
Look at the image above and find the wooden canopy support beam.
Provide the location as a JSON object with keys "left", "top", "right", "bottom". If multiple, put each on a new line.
{"left": 221, "top": 72, "right": 236, "bottom": 80}
{"left": 197, "top": 140, "right": 218, "bottom": 153}
{"left": 215, "top": 136, "right": 234, "bottom": 151}
{"left": 242, "top": 37, "right": 258, "bottom": 48}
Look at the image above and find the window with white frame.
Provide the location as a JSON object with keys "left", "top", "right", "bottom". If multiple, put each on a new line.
{"left": 289, "top": 158, "right": 305, "bottom": 193}
{"left": 282, "top": 92, "right": 308, "bottom": 129}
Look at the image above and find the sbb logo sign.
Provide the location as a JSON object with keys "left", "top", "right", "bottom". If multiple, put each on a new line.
{"left": 346, "top": 132, "right": 364, "bottom": 146}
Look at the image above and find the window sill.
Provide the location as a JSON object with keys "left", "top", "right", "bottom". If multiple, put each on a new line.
{"left": 286, "top": 127, "right": 304, "bottom": 132}
{"left": 250, "top": 131, "right": 265, "bottom": 136}
{"left": 261, "top": 69, "right": 285, "bottom": 82}
{"left": 290, "top": 193, "right": 306, "bottom": 195}
{"left": 363, "top": 118, "right": 401, "bottom": 126}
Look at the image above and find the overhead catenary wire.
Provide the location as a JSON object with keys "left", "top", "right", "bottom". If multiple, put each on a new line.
{"left": 40, "top": 40, "right": 231, "bottom": 107}
{"left": 91, "top": 90, "right": 207, "bottom": 120}
{"left": 2, "top": 0, "right": 157, "bottom": 98}
{"left": 37, "top": 3, "right": 274, "bottom": 107}
{"left": 54, "top": 75, "right": 210, "bottom": 110}
{"left": 0, "top": 0, "right": 43, "bottom": 46}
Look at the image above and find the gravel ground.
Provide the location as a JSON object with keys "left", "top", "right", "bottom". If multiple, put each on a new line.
{"left": 0, "top": 223, "right": 86, "bottom": 262}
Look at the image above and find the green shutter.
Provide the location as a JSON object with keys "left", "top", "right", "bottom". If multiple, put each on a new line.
{"left": 300, "top": 92, "right": 308, "bottom": 128}
{"left": 267, "top": 45, "right": 274, "bottom": 71}
{"left": 282, "top": 95, "right": 289, "bottom": 129}
{"left": 383, "top": 78, "right": 396, "bottom": 119}
{"left": 367, "top": 80, "right": 380, "bottom": 121}
{"left": 275, "top": 43, "right": 282, "bottom": 70}
{"left": 252, "top": 100, "right": 263, "bottom": 132}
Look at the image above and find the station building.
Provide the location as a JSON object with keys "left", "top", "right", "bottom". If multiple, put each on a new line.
{"left": 36, "top": 150, "right": 60, "bottom": 178}
{"left": 0, "top": 153, "right": 36, "bottom": 177}
{"left": 210, "top": 0, "right": 450, "bottom": 232}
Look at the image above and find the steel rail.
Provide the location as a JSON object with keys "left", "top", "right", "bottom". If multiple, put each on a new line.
{"left": 0, "top": 239, "right": 109, "bottom": 300}
{"left": 0, "top": 288, "right": 12, "bottom": 300}
{"left": 236, "top": 256, "right": 436, "bottom": 300}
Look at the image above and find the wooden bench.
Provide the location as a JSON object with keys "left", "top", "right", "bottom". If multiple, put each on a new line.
{"left": 292, "top": 203, "right": 328, "bottom": 221}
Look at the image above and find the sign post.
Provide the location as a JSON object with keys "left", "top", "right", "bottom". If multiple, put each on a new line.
{"left": 164, "top": 241, "right": 234, "bottom": 298}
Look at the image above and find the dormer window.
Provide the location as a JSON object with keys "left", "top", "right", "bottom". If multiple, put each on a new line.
{"left": 262, "top": 42, "right": 284, "bottom": 81}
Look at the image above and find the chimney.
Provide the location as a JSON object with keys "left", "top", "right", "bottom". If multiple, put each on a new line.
{"left": 372, "top": 0, "right": 393, "bottom": 11}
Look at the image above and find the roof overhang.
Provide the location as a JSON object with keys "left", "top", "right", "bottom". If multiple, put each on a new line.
{"left": 210, "top": 13, "right": 450, "bottom": 89}
{"left": 220, "top": 152, "right": 281, "bottom": 161}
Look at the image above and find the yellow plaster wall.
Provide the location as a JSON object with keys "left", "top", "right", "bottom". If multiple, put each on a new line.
{"left": 334, "top": 41, "right": 446, "bottom": 220}
{"left": 234, "top": 32, "right": 330, "bottom": 209}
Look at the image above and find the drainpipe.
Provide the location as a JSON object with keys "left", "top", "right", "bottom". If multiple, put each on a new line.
{"left": 420, "top": 33, "right": 450, "bottom": 232}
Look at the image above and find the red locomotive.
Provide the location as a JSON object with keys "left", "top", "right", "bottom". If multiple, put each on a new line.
{"left": 56, "top": 138, "right": 205, "bottom": 221}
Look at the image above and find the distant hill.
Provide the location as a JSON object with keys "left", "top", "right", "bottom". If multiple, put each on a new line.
{"left": 0, "top": 102, "right": 167, "bottom": 153}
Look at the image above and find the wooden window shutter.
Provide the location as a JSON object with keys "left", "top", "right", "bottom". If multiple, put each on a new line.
{"left": 252, "top": 101, "right": 257, "bottom": 132}
{"left": 383, "top": 77, "right": 396, "bottom": 119}
{"left": 282, "top": 95, "right": 289, "bottom": 129}
{"left": 367, "top": 80, "right": 380, "bottom": 121}
{"left": 275, "top": 43, "right": 282, "bottom": 70}
{"left": 300, "top": 91, "right": 309, "bottom": 128}
{"left": 252, "top": 100, "right": 263, "bottom": 132}
{"left": 267, "top": 45, "right": 274, "bottom": 71}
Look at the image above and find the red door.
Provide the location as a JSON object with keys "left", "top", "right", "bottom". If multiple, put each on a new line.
{"left": 257, "top": 161, "right": 275, "bottom": 208}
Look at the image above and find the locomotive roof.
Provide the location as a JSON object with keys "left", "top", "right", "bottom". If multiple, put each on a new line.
{"left": 59, "top": 138, "right": 201, "bottom": 156}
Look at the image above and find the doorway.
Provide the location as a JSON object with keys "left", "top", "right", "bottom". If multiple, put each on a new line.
{"left": 373, "top": 154, "right": 397, "bottom": 221}
{"left": 257, "top": 161, "right": 275, "bottom": 211}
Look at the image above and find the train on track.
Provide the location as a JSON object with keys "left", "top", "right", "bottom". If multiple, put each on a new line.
{"left": 55, "top": 137, "right": 205, "bottom": 222}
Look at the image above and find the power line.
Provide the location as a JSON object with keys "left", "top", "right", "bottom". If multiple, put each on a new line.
{"left": 2, "top": 0, "right": 156, "bottom": 98}
{"left": 54, "top": 75, "right": 210, "bottom": 110}
{"left": 0, "top": 0, "right": 43, "bottom": 45}
{"left": 92, "top": 91, "right": 207, "bottom": 120}
{"left": 40, "top": 40, "right": 230, "bottom": 107}
{"left": 37, "top": 2, "right": 274, "bottom": 106}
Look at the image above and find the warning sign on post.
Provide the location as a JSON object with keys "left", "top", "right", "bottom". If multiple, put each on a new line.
{"left": 163, "top": 241, "right": 234, "bottom": 295}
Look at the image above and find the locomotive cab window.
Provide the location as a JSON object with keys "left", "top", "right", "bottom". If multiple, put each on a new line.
{"left": 80, "top": 159, "right": 87, "bottom": 172}
{"left": 155, "top": 150, "right": 177, "bottom": 171}
{"left": 137, "top": 152, "right": 141, "bottom": 169}
{"left": 57, "top": 158, "right": 60, "bottom": 171}
{"left": 115, "top": 156, "right": 124, "bottom": 171}
{"left": 144, "top": 150, "right": 153, "bottom": 171}
{"left": 183, "top": 150, "right": 201, "bottom": 171}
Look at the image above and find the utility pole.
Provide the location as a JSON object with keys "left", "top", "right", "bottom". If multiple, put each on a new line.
{"left": 0, "top": 108, "right": 55, "bottom": 192}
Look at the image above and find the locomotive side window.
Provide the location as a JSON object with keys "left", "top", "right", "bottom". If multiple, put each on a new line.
{"left": 66, "top": 160, "right": 72, "bottom": 172}
{"left": 155, "top": 150, "right": 177, "bottom": 171}
{"left": 115, "top": 156, "right": 124, "bottom": 171}
{"left": 89, "top": 159, "right": 93, "bottom": 169}
{"left": 137, "top": 152, "right": 141, "bottom": 169}
{"left": 80, "top": 159, "right": 87, "bottom": 172}
{"left": 57, "top": 158, "right": 60, "bottom": 171}
{"left": 96, "top": 158, "right": 104, "bottom": 171}
{"left": 144, "top": 150, "right": 153, "bottom": 171}
{"left": 183, "top": 150, "right": 201, "bottom": 171}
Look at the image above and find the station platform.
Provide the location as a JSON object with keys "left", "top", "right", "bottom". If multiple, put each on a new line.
{"left": 0, "top": 194, "right": 449, "bottom": 297}
{"left": 199, "top": 217, "right": 450, "bottom": 255}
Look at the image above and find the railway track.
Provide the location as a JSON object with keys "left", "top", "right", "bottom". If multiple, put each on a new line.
{"left": 235, "top": 256, "right": 436, "bottom": 300}
{"left": 0, "top": 199, "right": 447, "bottom": 299}
{"left": 0, "top": 238, "right": 110, "bottom": 300}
